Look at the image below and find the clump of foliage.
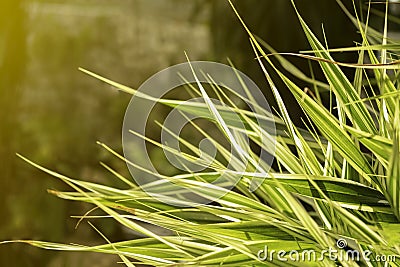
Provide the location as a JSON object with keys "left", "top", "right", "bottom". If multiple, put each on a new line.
{"left": 4, "top": 1, "right": 400, "bottom": 266}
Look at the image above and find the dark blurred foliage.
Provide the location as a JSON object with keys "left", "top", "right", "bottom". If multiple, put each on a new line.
{"left": 0, "top": 1, "right": 45, "bottom": 266}
{"left": 0, "top": 1, "right": 208, "bottom": 266}
{"left": 210, "top": 0, "right": 365, "bottom": 123}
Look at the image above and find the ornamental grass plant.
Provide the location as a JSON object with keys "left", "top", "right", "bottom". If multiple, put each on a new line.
{"left": 4, "top": 1, "right": 400, "bottom": 266}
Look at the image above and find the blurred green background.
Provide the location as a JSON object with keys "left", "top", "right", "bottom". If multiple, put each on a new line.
{"left": 0, "top": 0, "right": 391, "bottom": 266}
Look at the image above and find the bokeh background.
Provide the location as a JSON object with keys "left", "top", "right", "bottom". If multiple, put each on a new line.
{"left": 1, "top": 0, "right": 396, "bottom": 266}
